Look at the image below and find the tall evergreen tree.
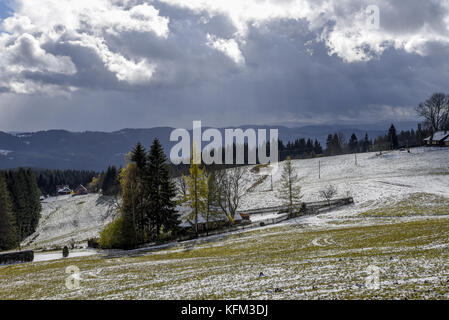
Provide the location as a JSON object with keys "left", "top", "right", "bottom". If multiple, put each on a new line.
{"left": 0, "top": 174, "right": 19, "bottom": 250}
{"left": 102, "top": 166, "right": 120, "bottom": 196}
{"left": 362, "top": 133, "right": 371, "bottom": 152}
{"left": 278, "top": 157, "right": 302, "bottom": 218}
{"left": 388, "top": 124, "right": 399, "bottom": 149}
{"left": 147, "top": 139, "right": 179, "bottom": 239}
{"left": 348, "top": 133, "right": 359, "bottom": 153}
{"left": 131, "top": 142, "right": 147, "bottom": 170}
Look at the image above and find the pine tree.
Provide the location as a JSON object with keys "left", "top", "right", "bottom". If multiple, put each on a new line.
{"left": 102, "top": 166, "right": 120, "bottom": 195}
{"left": 348, "top": 134, "right": 359, "bottom": 153}
{"left": 278, "top": 157, "right": 302, "bottom": 218}
{"left": 0, "top": 174, "right": 19, "bottom": 250}
{"left": 362, "top": 133, "right": 371, "bottom": 153}
{"left": 147, "top": 139, "right": 179, "bottom": 239}
{"left": 8, "top": 170, "right": 28, "bottom": 239}
{"left": 130, "top": 143, "right": 149, "bottom": 241}
{"left": 131, "top": 142, "right": 147, "bottom": 170}
{"left": 388, "top": 124, "right": 399, "bottom": 150}
{"left": 23, "top": 169, "right": 42, "bottom": 236}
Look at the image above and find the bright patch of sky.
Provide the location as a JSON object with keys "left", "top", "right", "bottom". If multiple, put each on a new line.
{"left": 0, "top": 2, "right": 13, "bottom": 21}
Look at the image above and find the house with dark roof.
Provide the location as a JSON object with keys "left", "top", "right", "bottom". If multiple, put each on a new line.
{"left": 56, "top": 185, "right": 71, "bottom": 195}
{"left": 424, "top": 131, "right": 449, "bottom": 146}
{"left": 73, "top": 185, "right": 88, "bottom": 196}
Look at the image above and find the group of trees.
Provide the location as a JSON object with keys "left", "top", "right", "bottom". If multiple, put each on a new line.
{"left": 88, "top": 166, "right": 121, "bottom": 196}
{"left": 0, "top": 169, "right": 41, "bottom": 251}
{"left": 179, "top": 148, "right": 247, "bottom": 236}
{"left": 36, "top": 169, "right": 97, "bottom": 196}
{"left": 325, "top": 133, "right": 373, "bottom": 156}
{"left": 99, "top": 139, "right": 180, "bottom": 249}
{"left": 372, "top": 124, "right": 430, "bottom": 152}
{"left": 279, "top": 139, "right": 323, "bottom": 160}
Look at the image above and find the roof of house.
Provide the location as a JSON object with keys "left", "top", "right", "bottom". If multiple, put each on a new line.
{"left": 424, "top": 131, "right": 449, "bottom": 141}
{"left": 57, "top": 186, "right": 71, "bottom": 193}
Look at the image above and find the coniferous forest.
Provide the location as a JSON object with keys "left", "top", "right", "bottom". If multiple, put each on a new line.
{"left": 0, "top": 169, "right": 42, "bottom": 251}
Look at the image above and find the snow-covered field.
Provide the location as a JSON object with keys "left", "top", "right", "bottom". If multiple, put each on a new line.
{"left": 1, "top": 147, "right": 448, "bottom": 300}
{"left": 22, "top": 194, "right": 119, "bottom": 250}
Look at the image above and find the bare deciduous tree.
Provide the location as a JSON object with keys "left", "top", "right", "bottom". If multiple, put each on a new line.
{"left": 214, "top": 167, "right": 247, "bottom": 222}
{"left": 416, "top": 93, "right": 449, "bottom": 133}
{"left": 320, "top": 185, "right": 338, "bottom": 206}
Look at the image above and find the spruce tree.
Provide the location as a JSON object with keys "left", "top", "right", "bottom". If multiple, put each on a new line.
{"left": 131, "top": 142, "right": 147, "bottom": 170}
{"left": 148, "top": 139, "right": 179, "bottom": 239}
{"left": 0, "top": 174, "right": 19, "bottom": 250}
{"left": 388, "top": 124, "right": 399, "bottom": 150}
{"left": 278, "top": 157, "right": 302, "bottom": 218}
{"left": 23, "top": 169, "right": 42, "bottom": 236}
{"left": 130, "top": 143, "right": 148, "bottom": 241}
{"left": 8, "top": 170, "right": 28, "bottom": 239}
{"left": 362, "top": 133, "right": 371, "bottom": 152}
{"left": 348, "top": 134, "right": 359, "bottom": 153}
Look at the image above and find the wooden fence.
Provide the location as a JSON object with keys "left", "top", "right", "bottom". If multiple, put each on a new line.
{"left": 237, "top": 197, "right": 354, "bottom": 217}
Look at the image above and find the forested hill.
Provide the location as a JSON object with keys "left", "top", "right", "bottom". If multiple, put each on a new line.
{"left": 0, "top": 123, "right": 416, "bottom": 171}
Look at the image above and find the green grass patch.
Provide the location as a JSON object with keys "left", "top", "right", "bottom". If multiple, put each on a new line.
{"left": 360, "top": 193, "right": 449, "bottom": 217}
{"left": 2, "top": 218, "right": 449, "bottom": 299}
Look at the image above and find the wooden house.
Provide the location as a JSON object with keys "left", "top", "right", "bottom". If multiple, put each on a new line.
{"left": 424, "top": 131, "right": 449, "bottom": 146}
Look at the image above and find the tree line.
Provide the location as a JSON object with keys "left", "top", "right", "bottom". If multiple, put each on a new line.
{"left": 0, "top": 169, "right": 42, "bottom": 251}
{"left": 36, "top": 169, "right": 97, "bottom": 196}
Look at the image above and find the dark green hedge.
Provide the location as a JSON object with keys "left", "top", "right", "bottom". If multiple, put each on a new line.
{"left": 0, "top": 250, "right": 34, "bottom": 265}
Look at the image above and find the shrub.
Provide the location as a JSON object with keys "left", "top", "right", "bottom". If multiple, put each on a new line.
{"left": 99, "top": 215, "right": 136, "bottom": 249}
{"left": 62, "top": 246, "right": 69, "bottom": 258}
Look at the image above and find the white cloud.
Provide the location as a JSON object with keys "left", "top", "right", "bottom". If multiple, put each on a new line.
{"left": 68, "top": 34, "right": 156, "bottom": 84}
{"left": 1, "top": 0, "right": 449, "bottom": 96}
{"left": 206, "top": 33, "right": 245, "bottom": 65}
{"left": 159, "top": 0, "right": 449, "bottom": 62}
{"left": 0, "top": 0, "right": 169, "bottom": 93}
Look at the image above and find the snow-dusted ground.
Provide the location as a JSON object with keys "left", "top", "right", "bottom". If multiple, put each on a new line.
{"left": 2, "top": 147, "right": 449, "bottom": 300}
{"left": 22, "top": 147, "right": 449, "bottom": 251}
{"left": 241, "top": 147, "right": 449, "bottom": 228}
{"left": 22, "top": 194, "right": 119, "bottom": 250}
{"left": 33, "top": 249, "right": 98, "bottom": 262}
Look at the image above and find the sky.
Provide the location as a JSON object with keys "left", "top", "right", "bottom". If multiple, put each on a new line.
{"left": 0, "top": 0, "right": 449, "bottom": 132}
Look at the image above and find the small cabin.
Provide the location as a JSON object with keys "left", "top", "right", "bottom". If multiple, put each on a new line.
{"left": 56, "top": 185, "right": 71, "bottom": 195}
{"left": 424, "top": 131, "right": 449, "bottom": 146}
{"left": 73, "top": 185, "right": 88, "bottom": 196}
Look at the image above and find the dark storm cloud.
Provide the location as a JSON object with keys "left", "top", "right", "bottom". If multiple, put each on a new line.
{"left": 1, "top": 0, "right": 449, "bottom": 131}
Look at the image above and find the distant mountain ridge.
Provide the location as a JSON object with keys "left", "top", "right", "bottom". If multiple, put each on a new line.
{"left": 0, "top": 123, "right": 416, "bottom": 171}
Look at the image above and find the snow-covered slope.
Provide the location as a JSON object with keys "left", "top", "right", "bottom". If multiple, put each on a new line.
{"left": 241, "top": 147, "right": 449, "bottom": 227}
{"left": 24, "top": 147, "right": 448, "bottom": 250}
{"left": 22, "top": 194, "right": 119, "bottom": 250}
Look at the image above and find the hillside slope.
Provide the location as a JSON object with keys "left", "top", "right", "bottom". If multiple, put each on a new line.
{"left": 23, "top": 147, "right": 449, "bottom": 250}
{"left": 22, "top": 194, "right": 119, "bottom": 250}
